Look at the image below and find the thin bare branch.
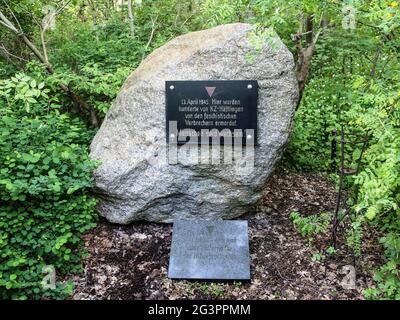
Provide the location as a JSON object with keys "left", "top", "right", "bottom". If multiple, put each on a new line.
{"left": 145, "top": 15, "right": 158, "bottom": 48}
{"left": 55, "top": 0, "right": 72, "bottom": 15}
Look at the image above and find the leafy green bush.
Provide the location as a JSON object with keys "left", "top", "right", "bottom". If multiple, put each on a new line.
{"left": 194, "top": 0, "right": 250, "bottom": 28}
{"left": 0, "top": 73, "right": 98, "bottom": 299}
{"left": 283, "top": 76, "right": 342, "bottom": 172}
{"left": 281, "top": 19, "right": 400, "bottom": 296}
{"left": 48, "top": 15, "right": 143, "bottom": 71}
{"left": 290, "top": 211, "right": 331, "bottom": 239}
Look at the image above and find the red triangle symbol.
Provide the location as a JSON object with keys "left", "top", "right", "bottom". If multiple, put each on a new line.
{"left": 205, "top": 86, "right": 216, "bottom": 97}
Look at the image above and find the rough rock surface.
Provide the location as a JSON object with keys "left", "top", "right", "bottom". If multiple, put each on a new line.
{"left": 90, "top": 23, "right": 298, "bottom": 224}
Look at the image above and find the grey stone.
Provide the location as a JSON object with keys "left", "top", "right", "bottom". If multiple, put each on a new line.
{"left": 168, "top": 220, "right": 250, "bottom": 280}
{"left": 90, "top": 23, "right": 298, "bottom": 223}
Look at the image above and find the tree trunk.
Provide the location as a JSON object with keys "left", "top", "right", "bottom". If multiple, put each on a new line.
{"left": 127, "top": 0, "right": 135, "bottom": 37}
{"left": 294, "top": 14, "right": 325, "bottom": 110}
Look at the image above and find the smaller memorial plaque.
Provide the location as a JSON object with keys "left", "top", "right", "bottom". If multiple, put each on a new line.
{"left": 168, "top": 220, "right": 250, "bottom": 280}
{"left": 166, "top": 80, "right": 258, "bottom": 145}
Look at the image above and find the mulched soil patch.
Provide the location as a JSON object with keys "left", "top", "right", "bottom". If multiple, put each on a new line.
{"left": 71, "top": 173, "right": 383, "bottom": 300}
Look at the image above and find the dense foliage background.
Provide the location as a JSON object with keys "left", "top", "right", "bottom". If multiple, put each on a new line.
{"left": 0, "top": 0, "right": 398, "bottom": 299}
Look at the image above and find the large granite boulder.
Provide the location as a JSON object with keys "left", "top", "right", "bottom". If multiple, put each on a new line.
{"left": 90, "top": 23, "right": 298, "bottom": 224}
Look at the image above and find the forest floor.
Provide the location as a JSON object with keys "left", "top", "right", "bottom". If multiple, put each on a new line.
{"left": 70, "top": 173, "right": 383, "bottom": 300}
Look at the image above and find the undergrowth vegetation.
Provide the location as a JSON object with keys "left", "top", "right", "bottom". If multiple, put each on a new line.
{"left": 0, "top": 0, "right": 398, "bottom": 299}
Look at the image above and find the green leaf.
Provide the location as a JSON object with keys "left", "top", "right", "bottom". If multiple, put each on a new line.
{"left": 67, "top": 186, "right": 79, "bottom": 194}
{"left": 53, "top": 183, "right": 61, "bottom": 192}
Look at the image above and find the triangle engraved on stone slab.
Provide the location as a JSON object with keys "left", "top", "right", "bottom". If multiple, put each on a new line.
{"left": 205, "top": 86, "right": 216, "bottom": 97}
{"left": 206, "top": 225, "right": 215, "bottom": 235}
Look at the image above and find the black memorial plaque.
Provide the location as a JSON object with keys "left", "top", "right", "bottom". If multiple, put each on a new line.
{"left": 168, "top": 220, "right": 250, "bottom": 280}
{"left": 166, "top": 80, "right": 258, "bottom": 145}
